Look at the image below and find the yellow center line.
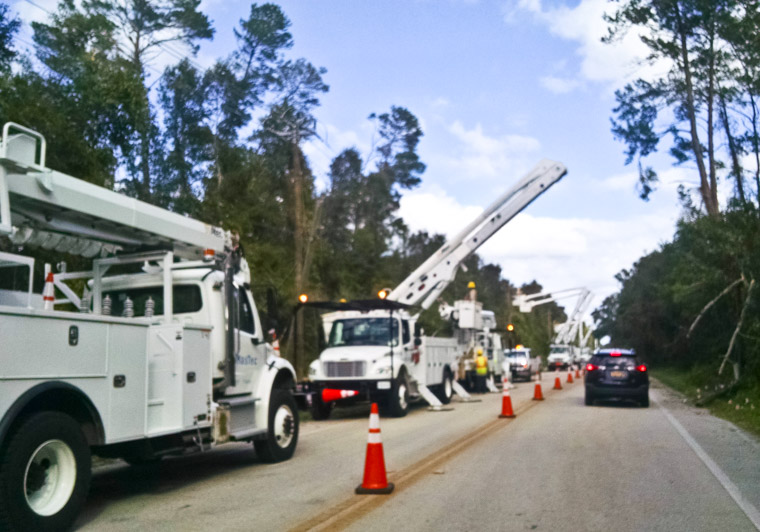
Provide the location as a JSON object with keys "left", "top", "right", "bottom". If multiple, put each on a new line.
{"left": 288, "top": 386, "right": 562, "bottom": 532}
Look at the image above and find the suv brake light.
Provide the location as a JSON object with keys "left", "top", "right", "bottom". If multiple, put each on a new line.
{"left": 610, "top": 351, "right": 622, "bottom": 357}
{"left": 585, "top": 363, "right": 598, "bottom": 372}
{"left": 636, "top": 365, "right": 647, "bottom": 372}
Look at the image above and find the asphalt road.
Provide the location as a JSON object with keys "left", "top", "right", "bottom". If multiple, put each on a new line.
{"left": 75, "top": 375, "right": 760, "bottom": 531}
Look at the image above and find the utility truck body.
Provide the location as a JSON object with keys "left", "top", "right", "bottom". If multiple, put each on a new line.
{"left": 0, "top": 123, "right": 299, "bottom": 531}
{"left": 308, "top": 159, "right": 568, "bottom": 417}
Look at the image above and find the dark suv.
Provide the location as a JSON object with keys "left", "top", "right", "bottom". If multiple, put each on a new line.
{"left": 584, "top": 348, "right": 649, "bottom": 407}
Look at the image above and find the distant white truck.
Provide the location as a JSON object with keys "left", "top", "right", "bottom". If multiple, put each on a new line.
{"left": 0, "top": 123, "right": 299, "bottom": 531}
{"left": 547, "top": 344, "right": 575, "bottom": 370}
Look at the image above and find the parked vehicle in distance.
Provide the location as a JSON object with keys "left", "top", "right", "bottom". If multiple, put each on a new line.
{"left": 504, "top": 347, "right": 541, "bottom": 381}
{"left": 584, "top": 348, "right": 649, "bottom": 407}
{"left": 547, "top": 344, "right": 574, "bottom": 370}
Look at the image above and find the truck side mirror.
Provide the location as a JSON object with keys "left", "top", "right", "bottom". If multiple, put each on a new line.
{"left": 414, "top": 337, "right": 422, "bottom": 347}
{"left": 251, "top": 337, "right": 261, "bottom": 346}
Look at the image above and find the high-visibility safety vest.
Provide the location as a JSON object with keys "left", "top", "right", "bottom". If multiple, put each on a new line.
{"left": 475, "top": 355, "right": 488, "bottom": 375}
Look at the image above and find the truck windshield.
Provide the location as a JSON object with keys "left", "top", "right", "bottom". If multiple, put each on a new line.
{"left": 550, "top": 347, "right": 570, "bottom": 354}
{"left": 328, "top": 318, "right": 400, "bottom": 347}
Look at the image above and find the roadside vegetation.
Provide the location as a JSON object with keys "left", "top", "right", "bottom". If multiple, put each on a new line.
{"left": 0, "top": 1, "right": 564, "bottom": 376}
{"left": 597, "top": 0, "right": 760, "bottom": 435}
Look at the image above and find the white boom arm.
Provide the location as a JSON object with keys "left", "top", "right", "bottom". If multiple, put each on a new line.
{"left": 0, "top": 123, "right": 229, "bottom": 259}
{"left": 555, "top": 289, "right": 593, "bottom": 344}
{"left": 516, "top": 286, "right": 593, "bottom": 345}
{"left": 388, "top": 159, "right": 567, "bottom": 309}
{"left": 513, "top": 286, "right": 587, "bottom": 313}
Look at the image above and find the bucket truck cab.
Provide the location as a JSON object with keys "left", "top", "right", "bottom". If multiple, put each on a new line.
{"left": 307, "top": 304, "right": 460, "bottom": 418}
{"left": 0, "top": 123, "right": 299, "bottom": 531}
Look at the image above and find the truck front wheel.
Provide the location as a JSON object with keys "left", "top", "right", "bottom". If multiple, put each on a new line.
{"left": 254, "top": 389, "right": 299, "bottom": 462}
{"left": 386, "top": 371, "right": 410, "bottom": 417}
{"left": 0, "top": 411, "right": 91, "bottom": 532}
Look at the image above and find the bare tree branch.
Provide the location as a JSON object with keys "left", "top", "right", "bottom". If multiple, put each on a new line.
{"left": 687, "top": 276, "right": 744, "bottom": 338}
{"left": 718, "top": 278, "right": 754, "bottom": 375}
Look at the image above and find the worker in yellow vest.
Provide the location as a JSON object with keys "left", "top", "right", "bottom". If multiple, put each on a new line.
{"left": 475, "top": 348, "right": 488, "bottom": 393}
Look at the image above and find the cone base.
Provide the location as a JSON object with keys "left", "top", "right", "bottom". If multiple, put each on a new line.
{"left": 532, "top": 397, "right": 544, "bottom": 401}
{"left": 356, "top": 483, "right": 395, "bottom": 495}
{"left": 498, "top": 414, "right": 516, "bottom": 418}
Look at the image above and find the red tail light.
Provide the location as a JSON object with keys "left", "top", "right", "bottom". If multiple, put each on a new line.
{"left": 610, "top": 351, "right": 622, "bottom": 357}
{"left": 636, "top": 365, "right": 647, "bottom": 372}
{"left": 586, "top": 363, "right": 598, "bottom": 372}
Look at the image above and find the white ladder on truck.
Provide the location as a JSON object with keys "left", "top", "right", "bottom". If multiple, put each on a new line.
{"left": 0, "top": 122, "right": 229, "bottom": 260}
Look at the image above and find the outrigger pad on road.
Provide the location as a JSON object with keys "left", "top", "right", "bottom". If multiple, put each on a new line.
{"left": 427, "top": 406, "right": 455, "bottom": 412}
{"left": 356, "top": 483, "right": 395, "bottom": 495}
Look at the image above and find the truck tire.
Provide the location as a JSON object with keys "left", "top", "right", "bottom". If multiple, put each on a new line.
{"left": 254, "top": 388, "right": 299, "bottom": 463}
{"left": 309, "top": 391, "right": 333, "bottom": 421}
{"left": 0, "top": 411, "right": 91, "bottom": 532}
{"left": 386, "top": 370, "right": 410, "bottom": 417}
{"left": 436, "top": 370, "right": 453, "bottom": 405}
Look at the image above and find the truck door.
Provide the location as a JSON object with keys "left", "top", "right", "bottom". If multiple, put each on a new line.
{"left": 229, "top": 285, "right": 265, "bottom": 395}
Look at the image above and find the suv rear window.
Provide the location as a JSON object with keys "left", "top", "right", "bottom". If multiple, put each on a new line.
{"left": 590, "top": 354, "right": 637, "bottom": 365}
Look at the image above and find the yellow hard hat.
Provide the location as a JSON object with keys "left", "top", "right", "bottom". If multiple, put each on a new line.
{"left": 477, "top": 348, "right": 483, "bottom": 355}
{"left": 468, "top": 281, "right": 476, "bottom": 289}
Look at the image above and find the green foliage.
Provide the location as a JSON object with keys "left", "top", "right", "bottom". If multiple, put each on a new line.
{"left": 0, "top": 2, "right": 20, "bottom": 71}
{"left": 605, "top": 0, "right": 760, "bottom": 215}
{"left": 596, "top": 207, "right": 760, "bottom": 388}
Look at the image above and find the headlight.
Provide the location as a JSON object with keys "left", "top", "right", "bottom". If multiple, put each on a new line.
{"left": 308, "top": 363, "right": 317, "bottom": 376}
{"left": 375, "top": 365, "right": 392, "bottom": 375}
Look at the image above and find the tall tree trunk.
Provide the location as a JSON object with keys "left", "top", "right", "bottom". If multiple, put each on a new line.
{"left": 706, "top": 27, "right": 719, "bottom": 211}
{"left": 748, "top": 90, "right": 760, "bottom": 204}
{"left": 675, "top": 4, "right": 719, "bottom": 216}
{"left": 719, "top": 91, "right": 747, "bottom": 204}
{"left": 291, "top": 140, "right": 305, "bottom": 378}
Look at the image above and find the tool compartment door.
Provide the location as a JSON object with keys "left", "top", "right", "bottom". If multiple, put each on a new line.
{"left": 146, "top": 324, "right": 184, "bottom": 435}
{"left": 182, "top": 324, "right": 212, "bottom": 429}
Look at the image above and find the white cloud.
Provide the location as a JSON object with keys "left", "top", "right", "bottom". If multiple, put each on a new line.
{"left": 539, "top": 75, "right": 582, "bottom": 94}
{"left": 399, "top": 183, "right": 678, "bottom": 311}
{"left": 438, "top": 120, "right": 541, "bottom": 181}
{"left": 508, "top": 0, "right": 664, "bottom": 86}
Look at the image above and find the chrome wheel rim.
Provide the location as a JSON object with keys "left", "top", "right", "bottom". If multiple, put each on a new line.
{"left": 24, "top": 439, "right": 77, "bottom": 516}
{"left": 274, "top": 405, "right": 295, "bottom": 449}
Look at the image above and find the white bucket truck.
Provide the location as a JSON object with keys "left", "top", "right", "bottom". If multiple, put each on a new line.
{"left": 307, "top": 159, "right": 568, "bottom": 418}
{"left": 0, "top": 124, "right": 299, "bottom": 531}
{"left": 514, "top": 286, "right": 593, "bottom": 370}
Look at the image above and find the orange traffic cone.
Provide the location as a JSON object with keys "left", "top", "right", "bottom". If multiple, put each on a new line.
{"left": 567, "top": 371, "right": 574, "bottom": 384}
{"left": 575, "top": 368, "right": 581, "bottom": 379}
{"left": 322, "top": 389, "right": 359, "bottom": 403}
{"left": 43, "top": 272, "right": 55, "bottom": 310}
{"left": 553, "top": 375, "right": 563, "bottom": 390}
{"left": 356, "top": 403, "right": 394, "bottom": 494}
{"left": 499, "top": 380, "right": 515, "bottom": 418}
{"left": 533, "top": 382, "right": 544, "bottom": 401}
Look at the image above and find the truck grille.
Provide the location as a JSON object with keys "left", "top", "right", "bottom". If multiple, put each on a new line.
{"left": 325, "top": 361, "right": 366, "bottom": 378}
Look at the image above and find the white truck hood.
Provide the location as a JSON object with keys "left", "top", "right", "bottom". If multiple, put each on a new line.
{"left": 319, "top": 345, "right": 393, "bottom": 363}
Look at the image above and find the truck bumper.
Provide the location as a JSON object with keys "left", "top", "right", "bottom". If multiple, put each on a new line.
{"left": 309, "top": 380, "right": 393, "bottom": 402}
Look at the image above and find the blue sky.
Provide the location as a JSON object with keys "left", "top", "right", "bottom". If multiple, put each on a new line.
{"left": 11, "top": 0, "right": 697, "bottom": 313}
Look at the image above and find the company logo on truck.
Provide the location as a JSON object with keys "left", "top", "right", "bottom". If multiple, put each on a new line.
{"left": 235, "top": 354, "right": 258, "bottom": 366}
